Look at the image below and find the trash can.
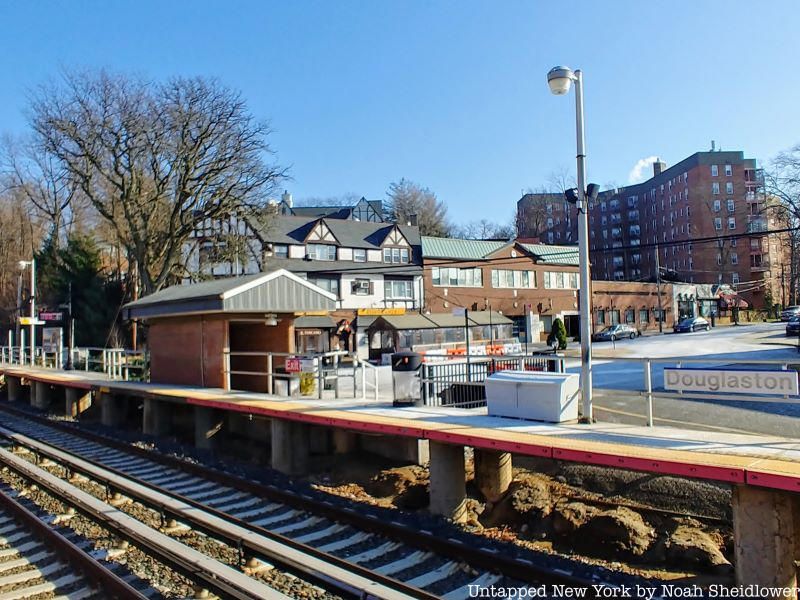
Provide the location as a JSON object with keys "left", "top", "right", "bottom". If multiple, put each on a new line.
{"left": 391, "top": 351, "right": 423, "bottom": 407}
{"left": 485, "top": 370, "right": 580, "bottom": 422}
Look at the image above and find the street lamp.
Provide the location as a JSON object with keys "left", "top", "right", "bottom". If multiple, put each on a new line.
{"left": 547, "top": 65, "right": 594, "bottom": 422}
{"left": 18, "top": 259, "right": 36, "bottom": 366}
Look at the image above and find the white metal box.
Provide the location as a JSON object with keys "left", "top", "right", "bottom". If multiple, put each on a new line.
{"left": 485, "top": 370, "right": 580, "bottom": 422}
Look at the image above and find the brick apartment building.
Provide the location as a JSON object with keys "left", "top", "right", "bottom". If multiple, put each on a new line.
{"left": 517, "top": 150, "right": 789, "bottom": 309}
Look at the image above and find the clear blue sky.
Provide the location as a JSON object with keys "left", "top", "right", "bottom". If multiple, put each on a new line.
{"left": 1, "top": 1, "right": 798, "bottom": 224}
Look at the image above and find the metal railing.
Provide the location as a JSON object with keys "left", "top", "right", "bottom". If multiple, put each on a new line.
{"left": 0, "top": 345, "right": 149, "bottom": 381}
{"left": 605, "top": 356, "right": 800, "bottom": 427}
{"left": 223, "top": 349, "right": 377, "bottom": 400}
{"left": 420, "top": 354, "right": 565, "bottom": 409}
{"left": 359, "top": 358, "right": 380, "bottom": 401}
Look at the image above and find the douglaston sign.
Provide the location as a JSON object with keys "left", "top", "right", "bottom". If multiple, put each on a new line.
{"left": 664, "top": 368, "right": 799, "bottom": 396}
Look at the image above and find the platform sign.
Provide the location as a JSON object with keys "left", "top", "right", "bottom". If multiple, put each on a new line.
{"left": 664, "top": 368, "right": 799, "bottom": 396}
{"left": 18, "top": 317, "right": 45, "bottom": 326}
{"left": 286, "top": 357, "right": 318, "bottom": 373}
{"left": 39, "top": 311, "right": 63, "bottom": 322}
{"left": 42, "top": 328, "right": 63, "bottom": 353}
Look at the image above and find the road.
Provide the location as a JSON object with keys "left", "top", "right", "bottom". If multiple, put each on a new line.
{"left": 564, "top": 322, "right": 800, "bottom": 436}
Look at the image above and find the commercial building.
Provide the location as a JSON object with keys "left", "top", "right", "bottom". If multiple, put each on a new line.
{"left": 517, "top": 149, "right": 790, "bottom": 309}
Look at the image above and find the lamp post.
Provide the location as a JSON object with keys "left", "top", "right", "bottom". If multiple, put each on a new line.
{"left": 547, "top": 65, "right": 593, "bottom": 422}
{"left": 18, "top": 259, "right": 35, "bottom": 366}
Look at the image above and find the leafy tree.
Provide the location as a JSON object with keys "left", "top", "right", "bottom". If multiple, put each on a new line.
{"left": 387, "top": 178, "right": 449, "bottom": 236}
{"left": 547, "top": 318, "right": 568, "bottom": 350}
{"left": 35, "top": 235, "right": 124, "bottom": 347}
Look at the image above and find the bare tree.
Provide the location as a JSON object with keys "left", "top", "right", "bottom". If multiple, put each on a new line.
{"left": 452, "top": 218, "right": 515, "bottom": 240}
{"left": 1, "top": 136, "right": 79, "bottom": 248}
{"left": 294, "top": 192, "right": 362, "bottom": 207}
{"left": 765, "top": 145, "right": 800, "bottom": 303}
{"left": 29, "top": 70, "right": 287, "bottom": 294}
{"left": 387, "top": 178, "right": 449, "bottom": 236}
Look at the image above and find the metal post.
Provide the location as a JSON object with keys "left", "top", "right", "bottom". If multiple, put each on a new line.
{"left": 267, "top": 353, "right": 274, "bottom": 395}
{"left": 29, "top": 259, "right": 35, "bottom": 366}
{"left": 361, "top": 359, "right": 366, "bottom": 400}
{"left": 655, "top": 244, "right": 663, "bottom": 333}
{"left": 318, "top": 358, "right": 324, "bottom": 400}
{"left": 574, "top": 70, "right": 593, "bottom": 423}
{"left": 334, "top": 354, "right": 340, "bottom": 399}
{"left": 465, "top": 308, "right": 472, "bottom": 381}
{"left": 644, "top": 359, "right": 653, "bottom": 427}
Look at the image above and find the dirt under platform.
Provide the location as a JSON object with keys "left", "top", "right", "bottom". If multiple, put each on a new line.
{"left": 307, "top": 452, "right": 735, "bottom": 582}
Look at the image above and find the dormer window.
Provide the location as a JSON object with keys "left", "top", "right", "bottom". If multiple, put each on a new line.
{"left": 383, "top": 247, "right": 410, "bottom": 263}
{"left": 307, "top": 244, "right": 336, "bottom": 261}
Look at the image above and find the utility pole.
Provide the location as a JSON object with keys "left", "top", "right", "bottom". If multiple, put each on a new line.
{"left": 655, "top": 245, "right": 663, "bottom": 333}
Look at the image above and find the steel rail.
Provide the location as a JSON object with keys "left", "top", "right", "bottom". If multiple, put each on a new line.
{"left": 0, "top": 486, "right": 149, "bottom": 600}
{"left": 0, "top": 447, "right": 292, "bottom": 600}
{"left": 0, "top": 424, "right": 431, "bottom": 600}
{"left": 0, "top": 403, "right": 599, "bottom": 589}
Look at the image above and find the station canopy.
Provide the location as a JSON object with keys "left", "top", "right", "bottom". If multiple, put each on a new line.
{"left": 122, "top": 269, "right": 337, "bottom": 320}
{"left": 367, "top": 311, "right": 511, "bottom": 331}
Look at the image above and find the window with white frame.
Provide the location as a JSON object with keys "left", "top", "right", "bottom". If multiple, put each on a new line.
{"left": 274, "top": 244, "right": 289, "bottom": 258}
{"left": 725, "top": 164, "right": 733, "bottom": 176}
{"left": 711, "top": 165, "right": 719, "bottom": 176}
{"left": 727, "top": 199, "right": 735, "bottom": 213}
{"left": 714, "top": 217, "right": 722, "bottom": 230}
{"left": 353, "top": 248, "right": 367, "bottom": 262}
{"left": 384, "top": 279, "right": 413, "bottom": 300}
{"left": 308, "top": 276, "right": 340, "bottom": 297}
{"left": 543, "top": 271, "right": 579, "bottom": 289}
{"left": 717, "top": 253, "right": 722, "bottom": 265}
{"left": 732, "top": 272, "right": 740, "bottom": 285}
{"left": 713, "top": 200, "right": 721, "bottom": 212}
{"left": 383, "top": 247, "right": 410, "bottom": 264}
{"left": 351, "top": 278, "right": 372, "bottom": 295}
{"left": 728, "top": 217, "right": 736, "bottom": 229}
{"left": 491, "top": 269, "right": 536, "bottom": 289}
{"left": 431, "top": 267, "right": 482, "bottom": 287}
{"left": 307, "top": 244, "right": 336, "bottom": 261}
{"left": 712, "top": 182, "right": 720, "bottom": 194}
{"left": 731, "top": 253, "right": 738, "bottom": 265}
{"left": 726, "top": 182, "right": 734, "bottom": 194}
{"left": 639, "top": 309, "right": 649, "bottom": 323}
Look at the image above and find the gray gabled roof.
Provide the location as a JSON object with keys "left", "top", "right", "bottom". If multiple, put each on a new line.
{"left": 122, "top": 269, "right": 337, "bottom": 320}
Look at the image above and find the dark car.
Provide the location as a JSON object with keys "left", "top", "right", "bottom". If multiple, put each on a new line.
{"left": 786, "top": 316, "right": 800, "bottom": 336}
{"left": 781, "top": 306, "right": 800, "bottom": 321}
{"left": 673, "top": 316, "right": 710, "bottom": 333}
{"left": 592, "top": 324, "right": 640, "bottom": 342}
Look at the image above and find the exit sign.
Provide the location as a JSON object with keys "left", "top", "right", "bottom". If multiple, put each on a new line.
{"left": 39, "top": 312, "right": 63, "bottom": 321}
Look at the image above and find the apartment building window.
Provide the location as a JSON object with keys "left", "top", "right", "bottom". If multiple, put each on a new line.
{"left": 544, "top": 271, "right": 579, "bottom": 289}
{"left": 731, "top": 253, "right": 738, "bottom": 265}
{"left": 728, "top": 217, "right": 736, "bottom": 230}
{"left": 727, "top": 199, "right": 735, "bottom": 213}
{"left": 546, "top": 203, "right": 553, "bottom": 213}
{"left": 384, "top": 279, "right": 413, "bottom": 300}
{"left": 383, "top": 247, "right": 410, "bottom": 264}
{"left": 714, "top": 218, "right": 722, "bottom": 231}
{"left": 307, "top": 244, "right": 336, "bottom": 261}
{"left": 717, "top": 253, "right": 722, "bottom": 265}
{"left": 308, "top": 276, "right": 340, "bottom": 298}
{"left": 726, "top": 182, "right": 734, "bottom": 194}
{"left": 711, "top": 165, "right": 719, "bottom": 176}
{"left": 732, "top": 273, "right": 740, "bottom": 285}
{"left": 750, "top": 238, "right": 761, "bottom": 250}
{"left": 274, "top": 244, "right": 289, "bottom": 258}
{"left": 683, "top": 172, "right": 688, "bottom": 182}
{"left": 712, "top": 183, "right": 721, "bottom": 195}
{"left": 601, "top": 216, "right": 607, "bottom": 225}
{"left": 491, "top": 269, "right": 536, "bottom": 289}
{"left": 596, "top": 310, "right": 605, "bottom": 325}
{"left": 639, "top": 309, "right": 649, "bottom": 323}
{"left": 351, "top": 278, "right": 373, "bottom": 295}
{"left": 600, "top": 201, "right": 607, "bottom": 212}
{"left": 547, "top": 232, "right": 554, "bottom": 243}
{"left": 731, "top": 238, "right": 737, "bottom": 247}
{"left": 353, "top": 249, "right": 367, "bottom": 262}
{"left": 625, "top": 309, "right": 635, "bottom": 324}
{"left": 713, "top": 200, "right": 721, "bottom": 212}
{"left": 547, "top": 218, "right": 554, "bottom": 228}
{"left": 432, "top": 267, "right": 482, "bottom": 287}
{"left": 610, "top": 310, "right": 620, "bottom": 325}
{"left": 725, "top": 164, "right": 733, "bottom": 176}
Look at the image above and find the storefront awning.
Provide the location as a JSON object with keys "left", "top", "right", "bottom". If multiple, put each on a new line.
{"left": 294, "top": 316, "right": 336, "bottom": 329}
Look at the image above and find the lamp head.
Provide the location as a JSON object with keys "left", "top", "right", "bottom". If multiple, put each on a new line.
{"left": 564, "top": 188, "right": 580, "bottom": 204}
{"left": 586, "top": 183, "right": 600, "bottom": 202}
{"left": 547, "top": 66, "right": 575, "bottom": 95}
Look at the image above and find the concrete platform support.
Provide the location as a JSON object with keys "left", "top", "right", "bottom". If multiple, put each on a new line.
{"left": 6, "top": 376, "right": 21, "bottom": 402}
{"left": 474, "top": 449, "right": 512, "bottom": 503}
{"left": 194, "top": 407, "right": 223, "bottom": 451}
{"left": 100, "top": 392, "right": 126, "bottom": 428}
{"left": 429, "top": 441, "right": 467, "bottom": 523}
{"left": 65, "top": 388, "right": 91, "bottom": 418}
{"left": 359, "top": 435, "right": 430, "bottom": 465}
{"left": 33, "top": 381, "right": 51, "bottom": 411}
{"left": 271, "top": 419, "right": 310, "bottom": 476}
{"left": 143, "top": 399, "right": 171, "bottom": 437}
{"left": 732, "top": 485, "right": 798, "bottom": 598}
{"left": 332, "top": 429, "right": 357, "bottom": 454}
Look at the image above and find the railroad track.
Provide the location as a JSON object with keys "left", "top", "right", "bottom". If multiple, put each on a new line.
{"left": 0, "top": 405, "right": 625, "bottom": 598}
{"left": 0, "top": 481, "right": 156, "bottom": 599}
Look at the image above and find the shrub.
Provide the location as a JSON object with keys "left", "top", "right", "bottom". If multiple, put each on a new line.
{"left": 547, "top": 318, "right": 568, "bottom": 350}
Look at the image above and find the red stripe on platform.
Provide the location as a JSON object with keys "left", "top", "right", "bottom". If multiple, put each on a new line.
{"left": 552, "top": 448, "right": 746, "bottom": 484}
{"left": 745, "top": 470, "right": 800, "bottom": 493}
{"left": 425, "top": 430, "right": 552, "bottom": 458}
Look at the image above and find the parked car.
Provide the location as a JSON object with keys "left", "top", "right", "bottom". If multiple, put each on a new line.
{"left": 781, "top": 306, "right": 800, "bottom": 321}
{"left": 786, "top": 316, "right": 800, "bottom": 336}
{"left": 592, "top": 324, "right": 640, "bottom": 342}
{"left": 673, "top": 316, "right": 710, "bottom": 333}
